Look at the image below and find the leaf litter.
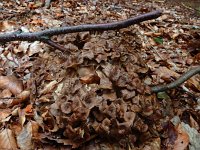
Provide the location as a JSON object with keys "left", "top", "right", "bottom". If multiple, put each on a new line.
{"left": 0, "top": 0, "right": 199, "bottom": 149}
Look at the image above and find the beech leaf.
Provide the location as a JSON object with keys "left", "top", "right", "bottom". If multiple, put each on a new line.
{"left": 0, "top": 129, "right": 18, "bottom": 150}
{"left": 0, "top": 75, "right": 23, "bottom": 95}
{"left": 17, "top": 122, "right": 33, "bottom": 150}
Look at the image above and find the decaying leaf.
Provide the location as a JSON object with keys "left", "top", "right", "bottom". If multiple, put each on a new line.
{"left": 0, "top": 21, "right": 15, "bottom": 31}
{"left": 10, "top": 90, "right": 30, "bottom": 107}
{"left": 0, "top": 75, "right": 23, "bottom": 95}
{"left": 181, "top": 122, "right": 200, "bottom": 150}
{"left": 17, "top": 41, "right": 31, "bottom": 54}
{"left": 28, "top": 41, "right": 44, "bottom": 56}
{"left": 0, "top": 109, "right": 11, "bottom": 121}
{"left": 173, "top": 123, "right": 189, "bottom": 150}
{"left": 0, "top": 129, "right": 18, "bottom": 150}
{"left": 154, "top": 67, "right": 180, "bottom": 82}
{"left": 80, "top": 73, "right": 100, "bottom": 84}
{"left": 17, "top": 121, "right": 33, "bottom": 150}
{"left": 39, "top": 80, "right": 58, "bottom": 95}
{"left": 1, "top": 0, "right": 200, "bottom": 149}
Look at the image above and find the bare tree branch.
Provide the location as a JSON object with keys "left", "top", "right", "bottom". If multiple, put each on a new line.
{"left": 0, "top": 10, "right": 162, "bottom": 43}
{"left": 151, "top": 66, "right": 200, "bottom": 93}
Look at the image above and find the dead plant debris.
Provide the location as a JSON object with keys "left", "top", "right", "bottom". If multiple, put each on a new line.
{"left": 0, "top": 0, "right": 199, "bottom": 149}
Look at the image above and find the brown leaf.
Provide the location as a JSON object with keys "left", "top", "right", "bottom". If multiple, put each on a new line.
{"left": 194, "top": 53, "right": 200, "bottom": 63}
{"left": 0, "top": 89, "right": 12, "bottom": 98}
{"left": 0, "top": 75, "right": 23, "bottom": 95}
{"left": 186, "top": 76, "right": 200, "bottom": 91}
{"left": 39, "top": 80, "right": 58, "bottom": 95}
{"left": 10, "top": 90, "right": 30, "bottom": 107}
{"left": 121, "top": 89, "right": 135, "bottom": 100}
{"left": 154, "top": 67, "right": 180, "bottom": 82}
{"left": 140, "top": 138, "right": 161, "bottom": 150}
{"left": 24, "top": 104, "right": 33, "bottom": 114}
{"left": 0, "top": 21, "right": 15, "bottom": 31}
{"left": 97, "top": 70, "right": 113, "bottom": 89}
{"left": 80, "top": 73, "right": 100, "bottom": 84}
{"left": 190, "top": 115, "right": 199, "bottom": 130}
{"left": 0, "top": 109, "right": 11, "bottom": 121}
{"left": 124, "top": 112, "right": 136, "bottom": 126}
{"left": 28, "top": 41, "right": 44, "bottom": 56}
{"left": 0, "top": 129, "right": 18, "bottom": 150}
{"left": 102, "top": 91, "right": 117, "bottom": 101}
{"left": 173, "top": 124, "right": 189, "bottom": 150}
{"left": 17, "top": 122, "right": 33, "bottom": 150}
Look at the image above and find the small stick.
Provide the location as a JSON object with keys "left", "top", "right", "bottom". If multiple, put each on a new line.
{"left": 151, "top": 66, "right": 200, "bottom": 93}
{"left": 43, "top": 39, "right": 70, "bottom": 52}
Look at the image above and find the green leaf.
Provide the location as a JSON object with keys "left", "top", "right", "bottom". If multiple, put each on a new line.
{"left": 154, "top": 37, "right": 163, "bottom": 44}
{"left": 157, "top": 92, "right": 170, "bottom": 99}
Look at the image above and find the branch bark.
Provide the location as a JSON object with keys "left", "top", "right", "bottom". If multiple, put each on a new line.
{"left": 0, "top": 10, "right": 162, "bottom": 44}
{"left": 151, "top": 66, "right": 200, "bottom": 93}
{"left": 43, "top": 39, "right": 70, "bottom": 52}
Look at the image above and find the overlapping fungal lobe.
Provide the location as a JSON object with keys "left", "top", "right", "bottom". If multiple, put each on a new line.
{"left": 46, "top": 60, "right": 154, "bottom": 147}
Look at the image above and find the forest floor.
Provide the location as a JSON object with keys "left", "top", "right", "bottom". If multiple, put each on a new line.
{"left": 0, "top": 0, "right": 199, "bottom": 149}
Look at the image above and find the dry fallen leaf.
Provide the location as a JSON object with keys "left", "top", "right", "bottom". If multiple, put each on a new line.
{"left": 0, "top": 109, "right": 11, "bottom": 121}
{"left": 28, "top": 41, "right": 44, "bottom": 56}
{"left": 17, "top": 121, "right": 33, "bottom": 150}
{"left": 0, "top": 129, "right": 18, "bottom": 150}
{"left": 141, "top": 138, "right": 161, "bottom": 150}
{"left": 80, "top": 73, "right": 100, "bottom": 84}
{"left": 17, "top": 41, "right": 31, "bottom": 54}
{"left": 0, "top": 89, "right": 12, "bottom": 98}
{"left": 173, "top": 123, "right": 189, "bottom": 150}
{"left": 24, "top": 104, "right": 33, "bottom": 114}
{"left": 181, "top": 122, "right": 200, "bottom": 150}
{"left": 186, "top": 76, "right": 200, "bottom": 91}
{"left": 154, "top": 66, "right": 180, "bottom": 82}
{"left": 0, "top": 75, "right": 23, "bottom": 95}
{"left": 0, "top": 21, "right": 15, "bottom": 31}
{"left": 10, "top": 90, "right": 30, "bottom": 107}
{"left": 39, "top": 80, "right": 58, "bottom": 95}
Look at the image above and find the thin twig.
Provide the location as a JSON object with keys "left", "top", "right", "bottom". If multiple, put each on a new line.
{"left": 181, "top": 2, "right": 194, "bottom": 11}
{"left": 43, "top": 39, "right": 70, "bottom": 53}
{"left": 151, "top": 66, "right": 200, "bottom": 93}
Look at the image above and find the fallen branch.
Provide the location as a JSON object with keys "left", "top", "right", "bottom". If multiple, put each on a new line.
{"left": 0, "top": 10, "right": 162, "bottom": 51}
{"left": 43, "top": 39, "right": 70, "bottom": 52}
{"left": 151, "top": 66, "right": 200, "bottom": 93}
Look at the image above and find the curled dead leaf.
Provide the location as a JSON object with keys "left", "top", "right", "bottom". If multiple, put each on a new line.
{"left": 153, "top": 67, "right": 180, "bottom": 82}
{"left": 9, "top": 90, "right": 30, "bottom": 107}
{"left": 0, "top": 75, "right": 23, "bottom": 95}
{"left": 39, "top": 80, "right": 58, "bottom": 95}
{"left": 80, "top": 73, "right": 100, "bottom": 84}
